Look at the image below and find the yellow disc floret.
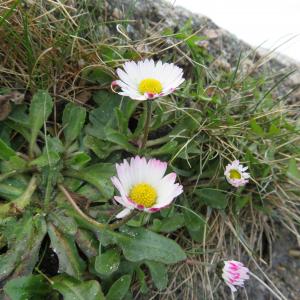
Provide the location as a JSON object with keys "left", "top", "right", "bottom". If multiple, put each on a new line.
{"left": 229, "top": 169, "right": 242, "bottom": 179}
{"left": 129, "top": 183, "right": 157, "bottom": 208}
{"left": 138, "top": 78, "right": 163, "bottom": 95}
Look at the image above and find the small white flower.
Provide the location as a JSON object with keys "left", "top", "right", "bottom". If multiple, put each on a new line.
{"left": 113, "top": 59, "right": 184, "bottom": 100}
{"left": 222, "top": 260, "right": 250, "bottom": 292}
{"left": 111, "top": 156, "right": 183, "bottom": 218}
{"left": 224, "top": 160, "right": 250, "bottom": 188}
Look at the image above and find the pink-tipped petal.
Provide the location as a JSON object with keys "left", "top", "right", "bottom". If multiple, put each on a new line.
{"left": 222, "top": 260, "right": 250, "bottom": 292}
{"left": 111, "top": 156, "right": 183, "bottom": 217}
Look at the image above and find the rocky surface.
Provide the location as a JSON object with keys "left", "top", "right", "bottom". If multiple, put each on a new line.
{"left": 106, "top": 0, "right": 300, "bottom": 105}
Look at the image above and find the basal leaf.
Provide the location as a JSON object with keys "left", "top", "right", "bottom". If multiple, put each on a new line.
{"left": 29, "top": 151, "right": 60, "bottom": 168}
{"left": 106, "top": 274, "right": 131, "bottom": 300}
{"left": 0, "top": 214, "right": 46, "bottom": 282}
{"left": 48, "top": 223, "right": 86, "bottom": 279}
{"left": 4, "top": 275, "right": 52, "bottom": 300}
{"left": 0, "top": 137, "right": 15, "bottom": 160}
{"left": 195, "top": 188, "right": 228, "bottom": 209}
{"left": 116, "top": 227, "right": 186, "bottom": 264}
{"left": 64, "top": 163, "right": 115, "bottom": 201}
{"left": 29, "top": 90, "right": 53, "bottom": 155}
{"left": 52, "top": 274, "right": 105, "bottom": 300}
{"left": 62, "top": 103, "right": 86, "bottom": 146}
{"left": 95, "top": 248, "right": 120, "bottom": 275}
{"left": 145, "top": 261, "right": 168, "bottom": 291}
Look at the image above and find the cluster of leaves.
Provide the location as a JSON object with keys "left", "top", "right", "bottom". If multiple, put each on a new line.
{"left": 0, "top": 90, "right": 190, "bottom": 299}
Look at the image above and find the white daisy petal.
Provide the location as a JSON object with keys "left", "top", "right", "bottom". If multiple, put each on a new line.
{"left": 113, "top": 60, "right": 184, "bottom": 100}
{"left": 116, "top": 208, "right": 132, "bottom": 219}
{"left": 224, "top": 160, "right": 250, "bottom": 188}
{"left": 111, "top": 156, "right": 183, "bottom": 217}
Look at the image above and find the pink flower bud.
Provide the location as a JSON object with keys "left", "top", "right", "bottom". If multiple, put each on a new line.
{"left": 222, "top": 260, "right": 250, "bottom": 292}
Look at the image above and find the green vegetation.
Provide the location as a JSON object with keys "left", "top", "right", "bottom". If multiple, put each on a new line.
{"left": 0, "top": 1, "right": 299, "bottom": 299}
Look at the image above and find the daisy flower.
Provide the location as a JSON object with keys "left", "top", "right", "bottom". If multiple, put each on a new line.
{"left": 113, "top": 59, "right": 184, "bottom": 100}
{"left": 111, "top": 156, "right": 183, "bottom": 218}
{"left": 224, "top": 160, "right": 250, "bottom": 188}
{"left": 221, "top": 260, "right": 250, "bottom": 292}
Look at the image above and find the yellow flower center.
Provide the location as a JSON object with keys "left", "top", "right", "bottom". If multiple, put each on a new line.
{"left": 229, "top": 169, "right": 242, "bottom": 179}
{"left": 138, "top": 78, "right": 163, "bottom": 95}
{"left": 129, "top": 183, "right": 157, "bottom": 208}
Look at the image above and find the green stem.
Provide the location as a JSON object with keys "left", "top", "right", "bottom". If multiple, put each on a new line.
{"left": 58, "top": 184, "right": 138, "bottom": 231}
{"left": 0, "top": 167, "right": 36, "bottom": 183}
{"left": 58, "top": 184, "right": 107, "bottom": 230}
{"left": 145, "top": 135, "right": 170, "bottom": 147}
{"left": 109, "top": 210, "right": 139, "bottom": 230}
{"left": 0, "top": 170, "right": 18, "bottom": 182}
{"left": 140, "top": 101, "right": 152, "bottom": 149}
{"left": 44, "top": 173, "right": 52, "bottom": 211}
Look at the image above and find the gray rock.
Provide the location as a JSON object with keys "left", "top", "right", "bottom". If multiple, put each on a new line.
{"left": 105, "top": 0, "right": 300, "bottom": 104}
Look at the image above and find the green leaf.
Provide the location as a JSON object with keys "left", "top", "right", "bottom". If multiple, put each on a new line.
{"left": 150, "top": 141, "right": 178, "bottom": 156}
{"left": 29, "top": 90, "right": 53, "bottom": 155}
{"left": 250, "top": 119, "right": 264, "bottom": 136}
{"left": 46, "top": 136, "right": 64, "bottom": 153}
{"left": 235, "top": 195, "right": 251, "bottom": 212}
{"left": 29, "top": 151, "right": 60, "bottom": 167}
{"left": 7, "top": 104, "right": 29, "bottom": 126}
{"left": 48, "top": 211, "right": 78, "bottom": 236}
{"left": 106, "top": 274, "right": 131, "bottom": 300}
{"left": 183, "top": 208, "right": 206, "bottom": 242}
{"left": 62, "top": 103, "right": 86, "bottom": 146}
{"left": 64, "top": 163, "right": 115, "bottom": 201}
{"left": 95, "top": 248, "right": 120, "bottom": 275}
{"left": 84, "top": 135, "right": 114, "bottom": 159}
{"left": 6, "top": 155, "right": 27, "bottom": 171}
{"left": 135, "top": 267, "right": 148, "bottom": 294}
{"left": 105, "top": 128, "right": 137, "bottom": 153}
{"left": 4, "top": 275, "right": 52, "bottom": 300}
{"left": 287, "top": 158, "right": 300, "bottom": 182}
{"left": 151, "top": 214, "right": 185, "bottom": 233}
{"left": 145, "top": 261, "right": 168, "bottom": 291}
{"left": 0, "top": 176, "right": 27, "bottom": 200}
{"left": 65, "top": 152, "right": 91, "bottom": 170}
{"left": 268, "top": 123, "right": 280, "bottom": 136}
{"left": 52, "top": 274, "right": 105, "bottom": 300}
{"left": 0, "top": 137, "right": 16, "bottom": 160}
{"left": 87, "top": 68, "right": 113, "bottom": 85}
{"left": 116, "top": 227, "right": 186, "bottom": 264}
{"left": 195, "top": 188, "right": 228, "bottom": 209}
{"left": 86, "top": 91, "right": 120, "bottom": 139}
{"left": 48, "top": 223, "right": 86, "bottom": 279}
{"left": 10, "top": 215, "right": 47, "bottom": 278}
{"left": 0, "top": 176, "right": 37, "bottom": 217}
{"left": 115, "top": 100, "right": 138, "bottom": 134}
{"left": 75, "top": 229, "right": 98, "bottom": 258}
{"left": 0, "top": 214, "right": 47, "bottom": 282}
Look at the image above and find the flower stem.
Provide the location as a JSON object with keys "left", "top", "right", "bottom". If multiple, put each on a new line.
{"left": 58, "top": 184, "right": 136, "bottom": 231}
{"left": 109, "top": 210, "right": 139, "bottom": 230}
{"left": 58, "top": 184, "right": 107, "bottom": 231}
{"left": 141, "top": 100, "right": 152, "bottom": 149}
{"left": 231, "top": 291, "right": 235, "bottom": 300}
